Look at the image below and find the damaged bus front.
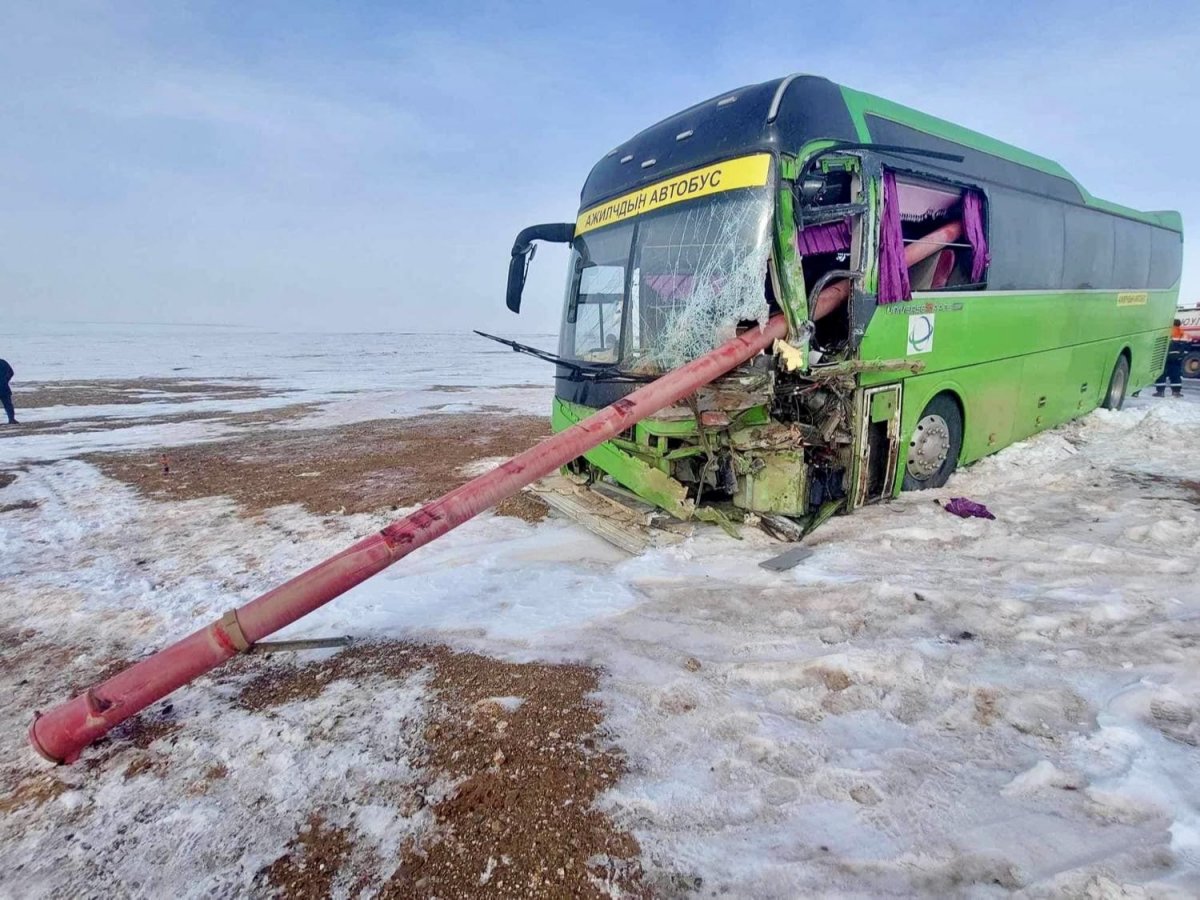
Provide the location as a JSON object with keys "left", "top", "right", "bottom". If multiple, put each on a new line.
{"left": 496, "top": 111, "right": 872, "bottom": 535}
{"left": 556, "top": 152, "right": 842, "bottom": 535}
{"left": 494, "top": 75, "right": 1183, "bottom": 539}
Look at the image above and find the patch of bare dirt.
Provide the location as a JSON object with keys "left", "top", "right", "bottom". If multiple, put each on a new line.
{"left": 240, "top": 641, "right": 645, "bottom": 898}
{"left": 386, "top": 650, "right": 645, "bottom": 898}
{"left": 0, "top": 500, "right": 37, "bottom": 514}
{"left": 254, "top": 813, "right": 356, "bottom": 899}
{"left": 0, "top": 625, "right": 119, "bottom": 695}
{"left": 974, "top": 688, "right": 1001, "bottom": 726}
{"left": 0, "top": 772, "right": 71, "bottom": 815}
{"left": 0, "top": 401, "right": 320, "bottom": 440}
{"left": 494, "top": 490, "right": 550, "bottom": 523}
{"left": 13, "top": 377, "right": 272, "bottom": 409}
{"left": 237, "top": 642, "right": 430, "bottom": 711}
{"left": 0, "top": 472, "right": 16, "bottom": 490}
{"left": 88, "top": 414, "right": 551, "bottom": 518}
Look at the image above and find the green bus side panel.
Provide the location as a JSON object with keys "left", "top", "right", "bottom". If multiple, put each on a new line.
{"left": 860, "top": 290, "right": 1176, "bottom": 387}
{"left": 861, "top": 289, "right": 1177, "bottom": 495}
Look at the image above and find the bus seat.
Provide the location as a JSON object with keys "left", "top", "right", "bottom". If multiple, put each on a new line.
{"left": 907, "top": 230, "right": 960, "bottom": 291}
{"left": 930, "top": 248, "right": 956, "bottom": 289}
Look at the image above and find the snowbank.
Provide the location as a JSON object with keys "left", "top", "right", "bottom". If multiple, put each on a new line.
{"left": 1, "top": 330, "right": 1197, "bottom": 895}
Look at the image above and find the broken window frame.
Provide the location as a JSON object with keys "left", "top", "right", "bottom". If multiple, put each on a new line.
{"left": 792, "top": 151, "right": 874, "bottom": 349}
{"left": 794, "top": 150, "right": 994, "bottom": 349}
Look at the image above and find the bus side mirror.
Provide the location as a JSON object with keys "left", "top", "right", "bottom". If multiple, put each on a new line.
{"left": 506, "top": 250, "right": 533, "bottom": 313}
{"left": 506, "top": 223, "right": 575, "bottom": 313}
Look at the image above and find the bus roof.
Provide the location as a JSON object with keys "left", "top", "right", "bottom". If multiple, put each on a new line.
{"left": 580, "top": 75, "right": 1181, "bottom": 233}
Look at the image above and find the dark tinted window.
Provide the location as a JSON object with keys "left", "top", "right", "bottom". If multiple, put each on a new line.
{"left": 1111, "top": 217, "right": 1151, "bottom": 288}
{"left": 1062, "top": 207, "right": 1114, "bottom": 289}
{"left": 1149, "top": 227, "right": 1183, "bottom": 289}
{"left": 987, "top": 188, "right": 1064, "bottom": 290}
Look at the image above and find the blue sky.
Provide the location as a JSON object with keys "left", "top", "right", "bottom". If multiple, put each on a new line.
{"left": 1, "top": 1, "right": 1196, "bottom": 333}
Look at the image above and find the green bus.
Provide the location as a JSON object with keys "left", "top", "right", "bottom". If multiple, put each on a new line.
{"left": 498, "top": 75, "right": 1183, "bottom": 536}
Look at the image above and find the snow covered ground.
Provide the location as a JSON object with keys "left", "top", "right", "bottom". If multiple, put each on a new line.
{"left": 1, "top": 326, "right": 1198, "bottom": 896}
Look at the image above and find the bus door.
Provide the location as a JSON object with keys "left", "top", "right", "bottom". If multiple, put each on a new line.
{"left": 851, "top": 384, "right": 903, "bottom": 506}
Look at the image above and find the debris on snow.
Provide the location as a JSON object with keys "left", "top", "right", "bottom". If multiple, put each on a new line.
{"left": 759, "top": 544, "right": 815, "bottom": 571}
{"left": 939, "top": 496, "right": 997, "bottom": 519}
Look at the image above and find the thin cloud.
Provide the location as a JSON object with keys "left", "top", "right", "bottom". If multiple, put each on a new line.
{"left": 0, "top": 1, "right": 1195, "bottom": 334}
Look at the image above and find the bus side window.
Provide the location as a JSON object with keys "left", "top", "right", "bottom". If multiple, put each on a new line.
{"left": 889, "top": 175, "right": 989, "bottom": 293}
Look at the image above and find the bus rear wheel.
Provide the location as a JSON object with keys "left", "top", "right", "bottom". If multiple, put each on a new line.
{"left": 1102, "top": 355, "right": 1130, "bottom": 409}
{"left": 901, "top": 394, "right": 963, "bottom": 491}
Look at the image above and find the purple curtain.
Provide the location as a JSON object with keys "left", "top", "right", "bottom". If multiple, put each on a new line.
{"left": 962, "top": 190, "right": 990, "bottom": 283}
{"left": 796, "top": 218, "right": 852, "bottom": 256}
{"left": 878, "top": 171, "right": 910, "bottom": 304}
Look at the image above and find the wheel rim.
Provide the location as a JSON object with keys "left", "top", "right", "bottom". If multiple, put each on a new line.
{"left": 907, "top": 414, "right": 951, "bottom": 480}
{"left": 1186, "top": 357, "right": 1200, "bottom": 378}
{"left": 1108, "top": 363, "right": 1128, "bottom": 405}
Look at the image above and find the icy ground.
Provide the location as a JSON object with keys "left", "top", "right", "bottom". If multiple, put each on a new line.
{"left": 0, "top": 323, "right": 556, "bottom": 463}
{"left": 1, "top": 326, "right": 1199, "bottom": 897}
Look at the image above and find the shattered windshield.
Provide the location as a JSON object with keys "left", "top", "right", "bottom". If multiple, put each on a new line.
{"left": 559, "top": 187, "right": 774, "bottom": 374}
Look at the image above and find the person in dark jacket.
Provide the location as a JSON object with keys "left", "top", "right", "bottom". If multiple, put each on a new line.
{"left": 0, "top": 358, "right": 17, "bottom": 424}
{"left": 1154, "top": 320, "right": 1186, "bottom": 398}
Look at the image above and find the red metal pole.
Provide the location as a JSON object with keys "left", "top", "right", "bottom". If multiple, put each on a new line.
{"left": 29, "top": 315, "right": 790, "bottom": 764}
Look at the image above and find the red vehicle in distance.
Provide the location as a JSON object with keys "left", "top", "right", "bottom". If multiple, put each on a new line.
{"left": 1179, "top": 306, "right": 1200, "bottom": 378}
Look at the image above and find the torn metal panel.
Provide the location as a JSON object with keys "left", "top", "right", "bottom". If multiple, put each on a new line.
{"left": 530, "top": 476, "right": 690, "bottom": 554}
{"left": 734, "top": 449, "right": 807, "bottom": 516}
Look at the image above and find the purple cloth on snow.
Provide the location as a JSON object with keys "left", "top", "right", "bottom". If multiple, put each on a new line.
{"left": 878, "top": 171, "right": 911, "bottom": 304}
{"left": 796, "top": 218, "right": 852, "bottom": 256}
{"left": 942, "top": 497, "right": 995, "bottom": 520}
{"left": 962, "top": 190, "right": 990, "bottom": 283}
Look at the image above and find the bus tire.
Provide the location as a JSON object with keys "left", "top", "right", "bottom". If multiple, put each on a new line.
{"left": 1102, "top": 355, "right": 1130, "bottom": 410}
{"left": 901, "top": 394, "right": 963, "bottom": 491}
{"left": 1183, "top": 350, "right": 1200, "bottom": 379}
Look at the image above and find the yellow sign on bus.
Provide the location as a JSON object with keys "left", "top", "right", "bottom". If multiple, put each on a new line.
{"left": 575, "top": 154, "right": 771, "bottom": 236}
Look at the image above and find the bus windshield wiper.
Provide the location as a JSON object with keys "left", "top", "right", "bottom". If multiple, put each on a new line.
{"left": 473, "top": 331, "right": 651, "bottom": 382}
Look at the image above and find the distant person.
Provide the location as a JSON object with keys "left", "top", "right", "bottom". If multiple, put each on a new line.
{"left": 0, "top": 357, "right": 15, "bottom": 424}
{"left": 1154, "top": 319, "right": 1186, "bottom": 398}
